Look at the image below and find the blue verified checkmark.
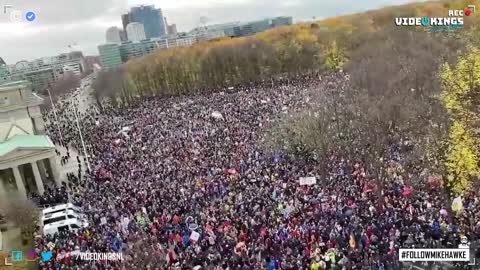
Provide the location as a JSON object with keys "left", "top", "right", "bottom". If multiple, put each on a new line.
{"left": 25, "top": 11, "right": 36, "bottom": 22}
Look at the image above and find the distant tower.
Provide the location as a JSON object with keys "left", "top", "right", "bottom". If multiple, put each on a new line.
{"left": 167, "top": 24, "right": 177, "bottom": 35}
{"left": 126, "top": 22, "right": 146, "bottom": 42}
{"left": 0, "top": 57, "right": 9, "bottom": 83}
{"left": 200, "top": 16, "right": 209, "bottom": 27}
{"left": 127, "top": 5, "right": 167, "bottom": 38}
{"left": 199, "top": 16, "right": 209, "bottom": 35}
{"left": 164, "top": 17, "right": 177, "bottom": 36}
{"left": 121, "top": 14, "right": 130, "bottom": 30}
{"left": 119, "top": 30, "right": 128, "bottom": 42}
{"left": 106, "top": 26, "right": 122, "bottom": 43}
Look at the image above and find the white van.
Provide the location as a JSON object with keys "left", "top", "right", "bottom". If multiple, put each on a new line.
{"left": 41, "top": 203, "right": 87, "bottom": 236}
{"left": 42, "top": 203, "right": 82, "bottom": 216}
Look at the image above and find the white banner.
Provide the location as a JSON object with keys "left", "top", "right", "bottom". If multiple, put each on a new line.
{"left": 211, "top": 111, "right": 224, "bottom": 120}
{"left": 190, "top": 231, "right": 200, "bottom": 242}
{"left": 299, "top": 177, "right": 316, "bottom": 186}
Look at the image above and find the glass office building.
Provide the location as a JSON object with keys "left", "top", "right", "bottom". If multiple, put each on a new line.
{"left": 127, "top": 5, "right": 167, "bottom": 38}
{"left": 98, "top": 44, "right": 122, "bottom": 70}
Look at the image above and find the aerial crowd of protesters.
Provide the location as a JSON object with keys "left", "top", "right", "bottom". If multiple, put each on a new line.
{"left": 36, "top": 72, "right": 480, "bottom": 270}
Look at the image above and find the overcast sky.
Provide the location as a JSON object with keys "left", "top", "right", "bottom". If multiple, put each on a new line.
{"left": 0, "top": 0, "right": 416, "bottom": 63}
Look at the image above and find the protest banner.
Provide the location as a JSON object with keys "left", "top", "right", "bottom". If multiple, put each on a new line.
{"left": 299, "top": 177, "right": 316, "bottom": 186}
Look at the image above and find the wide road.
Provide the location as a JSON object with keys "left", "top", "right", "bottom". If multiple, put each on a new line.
{"left": 70, "top": 73, "right": 96, "bottom": 114}
{"left": 52, "top": 73, "right": 96, "bottom": 185}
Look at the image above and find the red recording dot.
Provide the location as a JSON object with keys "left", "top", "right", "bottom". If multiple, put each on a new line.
{"left": 465, "top": 9, "right": 472, "bottom": 16}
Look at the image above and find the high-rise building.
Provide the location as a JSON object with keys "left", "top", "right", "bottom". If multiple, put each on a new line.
{"left": 164, "top": 17, "right": 177, "bottom": 36}
{"left": 0, "top": 57, "right": 10, "bottom": 83}
{"left": 153, "top": 36, "right": 196, "bottom": 49}
{"left": 9, "top": 61, "right": 59, "bottom": 92}
{"left": 83, "top": 56, "right": 101, "bottom": 74}
{"left": 62, "top": 62, "right": 83, "bottom": 75}
{"left": 5, "top": 52, "right": 85, "bottom": 91}
{"left": 106, "top": 26, "right": 122, "bottom": 44}
{"left": 119, "top": 41, "right": 146, "bottom": 62}
{"left": 126, "top": 22, "right": 146, "bottom": 42}
{"left": 116, "top": 36, "right": 197, "bottom": 64}
{"left": 189, "top": 22, "right": 241, "bottom": 38}
{"left": 230, "top": 16, "right": 293, "bottom": 37}
{"left": 121, "top": 14, "right": 130, "bottom": 30}
{"left": 187, "top": 17, "right": 293, "bottom": 38}
{"left": 272, "top": 16, "right": 293, "bottom": 27}
{"left": 167, "top": 24, "right": 178, "bottom": 36}
{"left": 234, "top": 19, "right": 271, "bottom": 36}
{"left": 119, "top": 30, "right": 128, "bottom": 42}
{"left": 127, "top": 5, "right": 167, "bottom": 38}
{"left": 21, "top": 68, "right": 57, "bottom": 91}
{"left": 98, "top": 43, "right": 122, "bottom": 70}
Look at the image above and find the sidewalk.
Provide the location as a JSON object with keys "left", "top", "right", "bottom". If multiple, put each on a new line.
{"left": 54, "top": 144, "right": 86, "bottom": 184}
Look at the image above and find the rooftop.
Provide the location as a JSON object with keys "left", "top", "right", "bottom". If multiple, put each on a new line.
{"left": 0, "top": 135, "right": 54, "bottom": 157}
{"left": 0, "top": 80, "right": 31, "bottom": 91}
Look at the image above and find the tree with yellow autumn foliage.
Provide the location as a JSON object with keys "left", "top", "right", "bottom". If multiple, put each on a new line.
{"left": 440, "top": 47, "right": 480, "bottom": 195}
{"left": 322, "top": 40, "right": 345, "bottom": 71}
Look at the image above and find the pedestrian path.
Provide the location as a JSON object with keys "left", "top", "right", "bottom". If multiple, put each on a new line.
{"left": 54, "top": 144, "right": 86, "bottom": 184}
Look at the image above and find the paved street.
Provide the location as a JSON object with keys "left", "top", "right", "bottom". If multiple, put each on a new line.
{"left": 51, "top": 74, "right": 95, "bottom": 185}
{"left": 55, "top": 145, "right": 85, "bottom": 185}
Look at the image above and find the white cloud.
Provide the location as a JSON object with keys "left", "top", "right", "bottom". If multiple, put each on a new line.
{"left": 0, "top": 0, "right": 419, "bottom": 63}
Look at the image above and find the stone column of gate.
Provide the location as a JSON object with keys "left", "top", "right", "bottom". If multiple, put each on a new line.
{"left": 12, "top": 165, "right": 27, "bottom": 199}
{"left": 0, "top": 173, "right": 6, "bottom": 196}
{"left": 31, "top": 161, "right": 45, "bottom": 195}
{"left": 48, "top": 156, "right": 62, "bottom": 187}
{"left": 37, "top": 159, "right": 48, "bottom": 183}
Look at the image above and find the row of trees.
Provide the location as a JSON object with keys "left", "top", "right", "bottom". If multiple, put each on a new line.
{"left": 91, "top": 66, "right": 132, "bottom": 110}
{"left": 39, "top": 72, "right": 81, "bottom": 111}
{"left": 126, "top": 25, "right": 327, "bottom": 97}
{"left": 0, "top": 195, "right": 39, "bottom": 245}
{"left": 90, "top": 0, "right": 478, "bottom": 103}
{"left": 93, "top": 23, "right": 349, "bottom": 103}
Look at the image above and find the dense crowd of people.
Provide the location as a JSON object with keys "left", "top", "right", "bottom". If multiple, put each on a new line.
{"left": 37, "top": 73, "right": 480, "bottom": 270}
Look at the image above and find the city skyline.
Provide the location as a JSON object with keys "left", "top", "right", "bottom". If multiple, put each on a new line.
{"left": 0, "top": 0, "right": 418, "bottom": 63}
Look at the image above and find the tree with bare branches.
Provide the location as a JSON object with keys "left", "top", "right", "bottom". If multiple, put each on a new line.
{"left": 91, "top": 66, "right": 132, "bottom": 110}
{"left": 44, "top": 72, "right": 81, "bottom": 100}
{"left": 266, "top": 27, "right": 462, "bottom": 200}
{"left": 0, "top": 195, "right": 39, "bottom": 245}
